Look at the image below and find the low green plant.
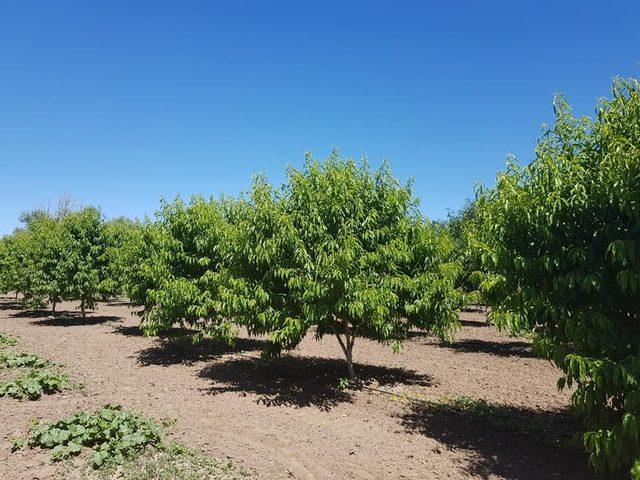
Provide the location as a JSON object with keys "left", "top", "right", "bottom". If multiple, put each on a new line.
{"left": 87, "top": 442, "right": 249, "bottom": 480}
{"left": 0, "top": 369, "right": 70, "bottom": 400}
{"left": 11, "top": 438, "right": 25, "bottom": 451}
{"left": 0, "top": 351, "right": 49, "bottom": 369}
{"left": 27, "top": 405, "right": 164, "bottom": 468}
{"left": 0, "top": 332, "right": 18, "bottom": 346}
{"left": 338, "top": 377, "right": 352, "bottom": 390}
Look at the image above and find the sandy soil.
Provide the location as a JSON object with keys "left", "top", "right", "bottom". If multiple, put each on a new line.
{"left": 0, "top": 297, "right": 600, "bottom": 480}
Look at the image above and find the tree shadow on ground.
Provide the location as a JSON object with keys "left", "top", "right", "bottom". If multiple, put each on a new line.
{"left": 198, "top": 355, "right": 434, "bottom": 411}
{"left": 0, "top": 302, "right": 22, "bottom": 310}
{"left": 442, "top": 339, "right": 537, "bottom": 359}
{"left": 12, "top": 309, "right": 72, "bottom": 318}
{"left": 113, "top": 325, "right": 190, "bottom": 338}
{"left": 136, "top": 335, "right": 269, "bottom": 367}
{"left": 459, "top": 319, "right": 490, "bottom": 328}
{"left": 461, "top": 306, "right": 490, "bottom": 313}
{"left": 105, "top": 300, "right": 137, "bottom": 307}
{"left": 407, "top": 317, "right": 490, "bottom": 337}
{"left": 400, "top": 399, "right": 616, "bottom": 480}
{"left": 26, "top": 312, "right": 121, "bottom": 326}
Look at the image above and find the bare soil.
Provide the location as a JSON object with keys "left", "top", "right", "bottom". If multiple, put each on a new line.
{"left": 0, "top": 297, "right": 601, "bottom": 480}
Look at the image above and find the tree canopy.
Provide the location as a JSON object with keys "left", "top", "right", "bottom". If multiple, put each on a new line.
{"left": 474, "top": 78, "right": 640, "bottom": 477}
{"left": 218, "top": 155, "right": 462, "bottom": 379}
{"left": 136, "top": 155, "right": 463, "bottom": 379}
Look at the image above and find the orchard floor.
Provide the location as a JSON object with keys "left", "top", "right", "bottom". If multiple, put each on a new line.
{"left": 0, "top": 297, "right": 604, "bottom": 480}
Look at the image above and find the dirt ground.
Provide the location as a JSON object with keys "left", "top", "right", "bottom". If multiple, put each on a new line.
{"left": 0, "top": 297, "right": 600, "bottom": 480}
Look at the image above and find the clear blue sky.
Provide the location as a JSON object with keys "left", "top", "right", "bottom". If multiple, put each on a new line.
{"left": 1, "top": 1, "right": 639, "bottom": 234}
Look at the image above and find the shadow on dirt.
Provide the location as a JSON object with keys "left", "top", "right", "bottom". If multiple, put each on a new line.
{"left": 399, "top": 400, "right": 611, "bottom": 480}
{"left": 0, "top": 302, "right": 23, "bottom": 310}
{"left": 136, "top": 335, "right": 268, "bottom": 367}
{"left": 442, "top": 339, "right": 537, "bottom": 359}
{"left": 198, "top": 355, "right": 434, "bottom": 411}
{"left": 459, "top": 319, "right": 490, "bottom": 328}
{"left": 26, "top": 312, "right": 121, "bottom": 326}
{"left": 113, "top": 325, "right": 189, "bottom": 338}
{"left": 106, "top": 300, "right": 138, "bottom": 308}
{"left": 12, "top": 309, "right": 71, "bottom": 318}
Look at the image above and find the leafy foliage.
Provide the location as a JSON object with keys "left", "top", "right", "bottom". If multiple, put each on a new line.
{"left": 0, "top": 368, "right": 70, "bottom": 400}
{"left": 0, "top": 330, "right": 73, "bottom": 400}
{"left": 0, "top": 206, "right": 125, "bottom": 316}
{"left": 137, "top": 155, "right": 462, "bottom": 380}
{"left": 58, "top": 207, "right": 111, "bottom": 316}
{"left": 0, "top": 229, "right": 42, "bottom": 303}
{"left": 27, "top": 405, "right": 164, "bottom": 468}
{"left": 11, "top": 438, "right": 25, "bottom": 452}
{"left": 100, "top": 216, "right": 140, "bottom": 300}
{"left": 445, "top": 199, "right": 484, "bottom": 305}
{"left": 473, "top": 78, "right": 640, "bottom": 476}
{"left": 117, "top": 220, "right": 168, "bottom": 311}
{"left": 0, "top": 332, "right": 18, "bottom": 346}
{"left": 141, "top": 196, "right": 232, "bottom": 338}
{"left": 86, "top": 442, "right": 248, "bottom": 480}
{"left": 219, "top": 155, "right": 462, "bottom": 379}
{"left": 0, "top": 350, "right": 49, "bottom": 369}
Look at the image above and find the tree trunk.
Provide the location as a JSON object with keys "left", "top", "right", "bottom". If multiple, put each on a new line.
{"left": 52, "top": 301, "right": 56, "bottom": 315}
{"left": 15, "top": 291, "right": 19, "bottom": 301}
{"left": 335, "top": 325, "right": 356, "bottom": 381}
{"left": 80, "top": 299, "right": 86, "bottom": 319}
{"left": 345, "top": 342, "right": 355, "bottom": 381}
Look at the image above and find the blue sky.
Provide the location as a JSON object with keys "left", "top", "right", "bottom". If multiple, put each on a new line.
{"left": 1, "top": 1, "right": 639, "bottom": 234}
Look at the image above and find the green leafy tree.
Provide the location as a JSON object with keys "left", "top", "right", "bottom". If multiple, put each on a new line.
{"left": 58, "top": 207, "right": 110, "bottom": 318}
{"left": 219, "top": 155, "right": 462, "bottom": 380}
{"left": 445, "top": 199, "right": 484, "bottom": 306}
{"left": 140, "top": 197, "right": 232, "bottom": 337}
{"left": 474, "top": 79, "right": 640, "bottom": 477}
{"left": 18, "top": 208, "right": 51, "bottom": 228}
{"left": 118, "top": 220, "right": 169, "bottom": 312}
{"left": 0, "top": 214, "right": 64, "bottom": 308}
{"left": 22, "top": 215, "right": 67, "bottom": 311}
{"left": 101, "top": 216, "right": 139, "bottom": 300}
{"left": 0, "top": 233, "right": 27, "bottom": 299}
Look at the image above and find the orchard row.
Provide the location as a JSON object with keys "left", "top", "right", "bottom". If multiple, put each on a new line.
{"left": 1, "top": 78, "right": 639, "bottom": 478}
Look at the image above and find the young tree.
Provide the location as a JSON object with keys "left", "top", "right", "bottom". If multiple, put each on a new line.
{"left": 445, "top": 199, "right": 484, "bottom": 306}
{"left": 101, "top": 216, "right": 139, "bottom": 300}
{"left": 0, "top": 233, "right": 27, "bottom": 298}
{"left": 0, "top": 219, "right": 58, "bottom": 306}
{"left": 22, "top": 214, "right": 67, "bottom": 312}
{"left": 474, "top": 79, "right": 640, "bottom": 477}
{"left": 118, "top": 220, "right": 169, "bottom": 312}
{"left": 58, "top": 207, "right": 110, "bottom": 318}
{"left": 220, "top": 155, "right": 462, "bottom": 380}
{"left": 18, "top": 208, "right": 51, "bottom": 228}
{"left": 140, "top": 197, "right": 232, "bottom": 338}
